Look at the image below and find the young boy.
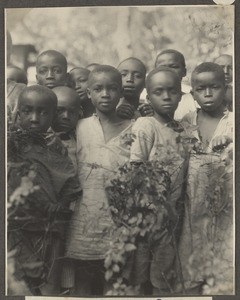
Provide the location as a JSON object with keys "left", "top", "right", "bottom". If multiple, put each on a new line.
{"left": 182, "top": 62, "right": 233, "bottom": 152}
{"left": 117, "top": 57, "right": 153, "bottom": 119}
{"left": 52, "top": 86, "right": 81, "bottom": 169}
{"left": 129, "top": 66, "right": 188, "bottom": 295}
{"left": 8, "top": 85, "right": 81, "bottom": 295}
{"left": 214, "top": 54, "right": 233, "bottom": 111}
{"left": 176, "top": 62, "right": 233, "bottom": 294}
{"left": 155, "top": 49, "right": 197, "bottom": 120}
{"left": 36, "top": 50, "right": 68, "bottom": 89}
{"left": 65, "top": 65, "right": 133, "bottom": 295}
{"left": 68, "top": 67, "right": 95, "bottom": 117}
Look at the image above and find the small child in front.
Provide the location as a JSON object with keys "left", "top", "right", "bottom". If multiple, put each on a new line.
{"left": 7, "top": 85, "right": 81, "bottom": 295}
{"left": 36, "top": 50, "right": 68, "bottom": 89}
{"left": 130, "top": 66, "right": 188, "bottom": 295}
{"left": 64, "top": 65, "right": 133, "bottom": 295}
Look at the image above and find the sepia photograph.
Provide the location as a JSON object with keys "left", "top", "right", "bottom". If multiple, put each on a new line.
{"left": 5, "top": 3, "right": 234, "bottom": 298}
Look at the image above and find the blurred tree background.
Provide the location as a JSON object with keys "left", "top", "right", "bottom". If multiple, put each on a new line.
{"left": 6, "top": 5, "right": 233, "bottom": 84}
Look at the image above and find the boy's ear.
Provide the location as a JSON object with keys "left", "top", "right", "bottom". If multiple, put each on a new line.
{"left": 86, "top": 88, "right": 91, "bottom": 99}
{"left": 182, "top": 67, "right": 187, "bottom": 78}
{"left": 146, "top": 94, "right": 151, "bottom": 103}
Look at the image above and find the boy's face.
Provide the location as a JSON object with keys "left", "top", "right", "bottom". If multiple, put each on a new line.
{"left": 118, "top": 59, "right": 145, "bottom": 99}
{"left": 87, "top": 72, "right": 122, "bottom": 114}
{"left": 214, "top": 55, "right": 232, "bottom": 84}
{"left": 192, "top": 72, "right": 226, "bottom": 112}
{"left": 52, "top": 91, "right": 80, "bottom": 133}
{"left": 18, "top": 91, "right": 55, "bottom": 133}
{"left": 36, "top": 54, "right": 67, "bottom": 89}
{"left": 155, "top": 53, "right": 186, "bottom": 80}
{"left": 69, "top": 69, "right": 89, "bottom": 101}
{"left": 147, "top": 71, "right": 181, "bottom": 117}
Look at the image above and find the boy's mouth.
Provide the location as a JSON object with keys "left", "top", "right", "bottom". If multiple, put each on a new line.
{"left": 45, "top": 82, "right": 56, "bottom": 88}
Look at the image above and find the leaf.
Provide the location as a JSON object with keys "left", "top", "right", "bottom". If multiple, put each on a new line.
{"left": 125, "top": 243, "right": 136, "bottom": 252}
{"left": 104, "top": 256, "right": 112, "bottom": 268}
{"left": 105, "top": 270, "right": 113, "bottom": 281}
{"left": 112, "top": 264, "right": 120, "bottom": 273}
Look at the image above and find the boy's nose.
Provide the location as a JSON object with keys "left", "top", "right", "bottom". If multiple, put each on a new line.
{"left": 62, "top": 111, "right": 70, "bottom": 119}
{"left": 205, "top": 87, "right": 212, "bottom": 97}
{"left": 162, "top": 90, "right": 171, "bottom": 100}
{"left": 126, "top": 73, "right": 134, "bottom": 83}
{"left": 30, "top": 113, "right": 39, "bottom": 123}
{"left": 46, "top": 69, "right": 54, "bottom": 78}
{"left": 102, "top": 89, "right": 110, "bottom": 97}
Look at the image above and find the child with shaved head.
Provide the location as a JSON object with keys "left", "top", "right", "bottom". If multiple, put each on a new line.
{"left": 183, "top": 62, "right": 232, "bottom": 152}
{"left": 8, "top": 85, "right": 81, "bottom": 295}
{"left": 63, "top": 65, "right": 133, "bottom": 295}
{"left": 175, "top": 63, "right": 233, "bottom": 294}
{"left": 117, "top": 57, "right": 154, "bottom": 119}
{"left": 69, "top": 67, "right": 95, "bottom": 117}
{"left": 155, "top": 49, "right": 198, "bottom": 120}
{"left": 36, "top": 50, "right": 68, "bottom": 89}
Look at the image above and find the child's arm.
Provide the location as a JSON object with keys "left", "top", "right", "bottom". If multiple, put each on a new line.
{"left": 211, "top": 135, "right": 233, "bottom": 152}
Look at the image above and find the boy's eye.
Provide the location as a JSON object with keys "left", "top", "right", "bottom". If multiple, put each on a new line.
{"left": 170, "top": 65, "right": 179, "bottom": 69}
{"left": 22, "top": 109, "right": 31, "bottom": 114}
{"left": 38, "top": 68, "right": 48, "bottom": 75}
{"left": 153, "top": 90, "right": 162, "bottom": 96}
{"left": 40, "top": 110, "right": 48, "bottom": 116}
{"left": 134, "top": 73, "right": 143, "bottom": 79}
{"left": 57, "top": 108, "right": 65, "bottom": 114}
{"left": 121, "top": 73, "right": 127, "bottom": 77}
{"left": 53, "top": 67, "right": 62, "bottom": 74}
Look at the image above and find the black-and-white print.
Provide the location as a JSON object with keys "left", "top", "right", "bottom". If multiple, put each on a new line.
{"left": 6, "top": 5, "right": 234, "bottom": 297}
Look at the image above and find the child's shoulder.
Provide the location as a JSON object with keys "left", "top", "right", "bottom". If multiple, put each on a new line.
{"left": 76, "top": 115, "right": 96, "bottom": 129}
{"left": 132, "top": 116, "right": 160, "bottom": 133}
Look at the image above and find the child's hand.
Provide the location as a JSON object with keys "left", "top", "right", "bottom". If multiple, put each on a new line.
{"left": 116, "top": 103, "right": 135, "bottom": 119}
{"left": 212, "top": 135, "right": 232, "bottom": 152}
{"left": 138, "top": 103, "right": 154, "bottom": 116}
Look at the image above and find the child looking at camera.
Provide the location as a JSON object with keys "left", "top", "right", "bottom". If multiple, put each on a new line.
{"left": 68, "top": 67, "right": 95, "bottom": 117}
{"left": 129, "top": 66, "right": 188, "bottom": 295}
{"left": 117, "top": 57, "right": 153, "bottom": 119}
{"left": 155, "top": 49, "right": 198, "bottom": 120}
{"left": 8, "top": 85, "right": 81, "bottom": 295}
{"left": 64, "top": 65, "right": 133, "bottom": 296}
{"left": 182, "top": 62, "right": 233, "bottom": 153}
{"left": 176, "top": 62, "right": 233, "bottom": 294}
{"left": 36, "top": 50, "right": 68, "bottom": 89}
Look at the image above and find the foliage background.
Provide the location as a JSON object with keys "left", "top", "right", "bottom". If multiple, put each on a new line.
{"left": 6, "top": 5, "right": 233, "bottom": 84}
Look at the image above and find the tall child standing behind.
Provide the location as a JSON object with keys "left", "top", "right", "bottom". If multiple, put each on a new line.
{"left": 65, "top": 65, "right": 134, "bottom": 295}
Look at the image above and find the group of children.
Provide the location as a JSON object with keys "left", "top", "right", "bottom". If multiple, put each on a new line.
{"left": 7, "top": 29, "right": 233, "bottom": 296}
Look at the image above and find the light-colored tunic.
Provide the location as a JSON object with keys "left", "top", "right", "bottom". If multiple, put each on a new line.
{"left": 66, "top": 115, "right": 133, "bottom": 260}
{"left": 182, "top": 109, "right": 233, "bottom": 153}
